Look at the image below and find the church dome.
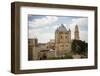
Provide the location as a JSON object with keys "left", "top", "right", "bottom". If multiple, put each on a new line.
{"left": 57, "top": 24, "right": 67, "bottom": 32}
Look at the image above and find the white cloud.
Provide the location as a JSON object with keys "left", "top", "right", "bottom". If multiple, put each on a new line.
{"left": 69, "top": 18, "right": 88, "bottom": 42}
{"left": 29, "top": 29, "right": 54, "bottom": 43}
{"left": 71, "top": 18, "right": 88, "bottom": 27}
{"left": 29, "top": 29, "right": 40, "bottom": 38}
{"left": 38, "top": 33, "right": 54, "bottom": 43}
{"left": 29, "top": 16, "right": 58, "bottom": 42}
{"left": 80, "top": 31, "right": 88, "bottom": 42}
{"left": 29, "top": 16, "right": 58, "bottom": 28}
{"left": 29, "top": 17, "right": 88, "bottom": 43}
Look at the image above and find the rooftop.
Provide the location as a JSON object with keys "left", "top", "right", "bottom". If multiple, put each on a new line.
{"left": 56, "top": 24, "right": 68, "bottom": 32}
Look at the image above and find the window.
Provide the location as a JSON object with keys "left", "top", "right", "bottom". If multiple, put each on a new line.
{"left": 61, "top": 36, "right": 62, "bottom": 39}
{"left": 60, "top": 45, "right": 64, "bottom": 47}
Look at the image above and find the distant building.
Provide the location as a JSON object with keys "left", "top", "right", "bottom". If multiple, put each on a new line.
{"left": 28, "top": 24, "right": 80, "bottom": 60}
{"left": 74, "top": 25, "right": 80, "bottom": 40}
{"left": 46, "top": 39, "right": 55, "bottom": 50}
{"left": 28, "top": 38, "right": 39, "bottom": 60}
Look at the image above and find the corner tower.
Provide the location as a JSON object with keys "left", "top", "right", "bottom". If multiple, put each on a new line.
{"left": 74, "top": 25, "right": 80, "bottom": 40}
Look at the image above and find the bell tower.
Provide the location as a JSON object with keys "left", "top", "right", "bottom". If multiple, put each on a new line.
{"left": 74, "top": 25, "right": 80, "bottom": 40}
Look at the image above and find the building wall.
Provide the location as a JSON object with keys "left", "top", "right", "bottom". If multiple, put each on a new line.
{"left": 47, "top": 50, "right": 56, "bottom": 58}
{"left": 28, "top": 25, "right": 79, "bottom": 59}
{"left": 28, "top": 39, "right": 39, "bottom": 60}
{"left": 55, "top": 31, "right": 71, "bottom": 57}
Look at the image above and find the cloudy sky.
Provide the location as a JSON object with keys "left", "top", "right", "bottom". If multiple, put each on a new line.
{"left": 28, "top": 15, "right": 88, "bottom": 43}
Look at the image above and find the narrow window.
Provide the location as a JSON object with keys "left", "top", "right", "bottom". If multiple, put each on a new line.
{"left": 61, "top": 36, "right": 62, "bottom": 39}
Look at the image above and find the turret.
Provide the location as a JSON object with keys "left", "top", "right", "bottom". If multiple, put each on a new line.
{"left": 74, "top": 24, "right": 80, "bottom": 40}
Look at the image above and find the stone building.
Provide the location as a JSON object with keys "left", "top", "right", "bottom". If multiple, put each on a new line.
{"left": 46, "top": 39, "right": 55, "bottom": 50}
{"left": 28, "top": 24, "right": 80, "bottom": 60}
{"left": 55, "top": 24, "right": 71, "bottom": 57}
{"left": 28, "top": 38, "right": 39, "bottom": 60}
{"left": 28, "top": 39, "right": 56, "bottom": 60}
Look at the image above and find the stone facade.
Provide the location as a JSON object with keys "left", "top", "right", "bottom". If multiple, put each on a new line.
{"left": 55, "top": 24, "right": 71, "bottom": 57}
{"left": 28, "top": 38, "right": 39, "bottom": 60}
{"left": 28, "top": 24, "right": 80, "bottom": 60}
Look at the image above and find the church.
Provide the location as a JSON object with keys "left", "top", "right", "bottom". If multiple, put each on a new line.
{"left": 28, "top": 24, "right": 80, "bottom": 60}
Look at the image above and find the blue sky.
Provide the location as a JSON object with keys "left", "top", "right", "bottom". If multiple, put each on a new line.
{"left": 28, "top": 15, "right": 88, "bottom": 43}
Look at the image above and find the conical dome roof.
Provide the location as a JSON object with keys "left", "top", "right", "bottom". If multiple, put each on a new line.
{"left": 75, "top": 24, "right": 79, "bottom": 32}
{"left": 57, "top": 24, "right": 67, "bottom": 32}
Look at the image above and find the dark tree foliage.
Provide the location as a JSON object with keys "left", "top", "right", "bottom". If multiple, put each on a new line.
{"left": 71, "top": 39, "right": 88, "bottom": 55}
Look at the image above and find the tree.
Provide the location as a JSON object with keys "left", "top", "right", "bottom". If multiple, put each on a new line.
{"left": 71, "top": 39, "right": 88, "bottom": 57}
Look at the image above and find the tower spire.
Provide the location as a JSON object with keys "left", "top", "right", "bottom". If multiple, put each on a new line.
{"left": 74, "top": 24, "right": 80, "bottom": 40}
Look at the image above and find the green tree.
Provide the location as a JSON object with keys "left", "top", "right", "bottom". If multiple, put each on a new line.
{"left": 71, "top": 40, "right": 88, "bottom": 57}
